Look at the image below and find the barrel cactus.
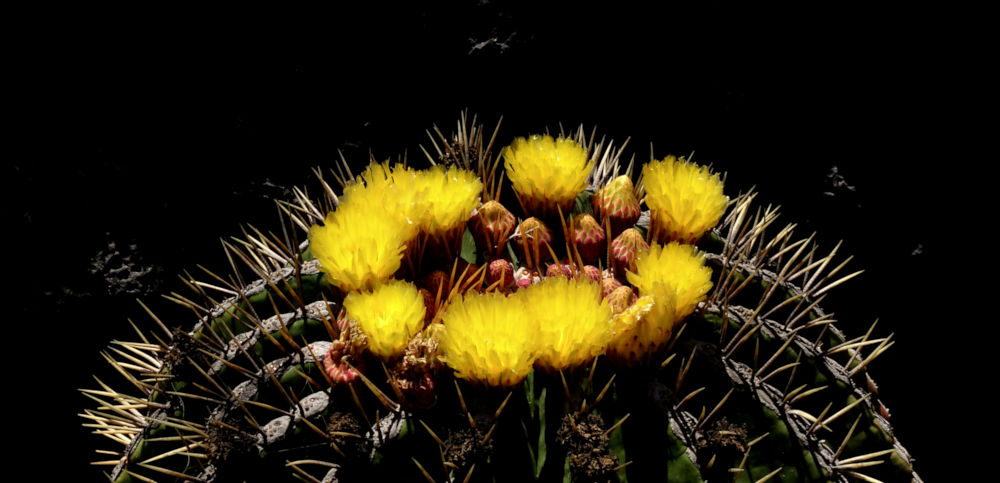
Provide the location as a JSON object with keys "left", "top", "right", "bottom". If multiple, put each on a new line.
{"left": 81, "top": 114, "right": 921, "bottom": 482}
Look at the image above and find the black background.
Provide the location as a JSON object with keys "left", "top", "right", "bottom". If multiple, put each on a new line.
{"left": 11, "top": 3, "right": 985, "bottom": 481}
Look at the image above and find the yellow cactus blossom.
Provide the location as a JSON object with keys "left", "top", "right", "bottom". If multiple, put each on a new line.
{"left": 642, "top": 156, "right": 727, "bottom": 243}
{"left": 344, "top": 162, "right": 481, "bottom": 238}
{"left": 438, "top": 291, "right": 538, "bottom": 387}
{"left": 343, "top": 280, "right": 427, "bottom": 360}
{"left": 342, "top": 161, "right": 426, "bottom": 228}
{"left": 416, "top": 165, "right": 483, "bottom": 236}
{"left": 518, "top": 277, "right": 612, "bottom": 372}
{"left": 503, "top": 134, "right": 593, "bottom": 219}
{"left": 628, "top": 242, "right": 713, "bottom": 320}
{"left": 606, "top": 282, "right": 678, "bottom": 366}
{"left": 308, "top": 192, "right": 415, "bottom": 293}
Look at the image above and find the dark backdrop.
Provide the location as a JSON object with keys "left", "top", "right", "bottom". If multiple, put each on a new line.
{"left": 12, "top": 3, "right": 982, "bottom": 481}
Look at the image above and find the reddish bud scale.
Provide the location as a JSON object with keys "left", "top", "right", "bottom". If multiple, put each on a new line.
{"left": 593, "top": 175, "right": 641, "bottom": 238}
{"left": 545, "top": 262, "right": 574, "bottom": 278}
{"left": 514, "top": 217, "right": 554, "bottom": 268}
{"left": 581, "top": 265, "right": 602, "bottom": 282}
{"left": 601, "top": 277, "right": 623, "bottom": 298}
{"left": 572, "top": 214, "right": 606, "bottom": 263}
{"left": 324, "top": 340, "right": 363, "bottom": 384}
{"left": 334, "top": 310, "right": 351, "bottom": 335}
{"left": 610, "top": 228, "right": 649, "bottom": 281}
{"left": 606, "top": 285, "right": 637, "bottom": 315}
{"left": 471, "top": 200, "right": 517, "bottom": 257}
{"left": 487, "top": 259, "right": 515, "bottom": 290}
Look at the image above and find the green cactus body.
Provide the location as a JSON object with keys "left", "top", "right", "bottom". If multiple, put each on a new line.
{"left": 82, "top": 117, "right": 919, "bottom": 482}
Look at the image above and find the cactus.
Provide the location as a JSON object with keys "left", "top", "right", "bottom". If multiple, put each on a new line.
{"left": 81, "top": 115, "right": 920, "bottom": 482}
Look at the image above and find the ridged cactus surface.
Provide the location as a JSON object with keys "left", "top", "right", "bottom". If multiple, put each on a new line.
{"left": 82, "top": 116, "right": 919, "bottom": 482}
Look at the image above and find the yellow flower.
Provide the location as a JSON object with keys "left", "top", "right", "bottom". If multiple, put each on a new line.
{"left": 308, "top": 174, "right": 416, "bottom": 292}
{"left": 343, "top": 280, "right": 427, "bottom": 360}
{"left": 415, "top": 165, "right": 483, "bottom": 236}
{"left": 642, "top": 156, "right": 727, "bottom": 243}
{"left": 628, "top": 242, "right": 713, "bottom": 320}
{"left": 518, "top": 277, "right": 612, "bottom": 372}
{"left": 342, "top": 162, "right": 481, "bottom": 260}
{"left": 606, "top": 283, "right": 677, "bottom": 366}
{"left": 438, "top": 291, "right": 538, "bottom": 387}
{"left": 503, "top": 135, "right": 593, "bottom": 219}
{"left": 342, "top": 162, "right": 426, "bottom": 228}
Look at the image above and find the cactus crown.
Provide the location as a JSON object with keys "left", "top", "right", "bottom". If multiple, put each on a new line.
{"left": 82, "top": 115, "right": 920, "bottom": 482}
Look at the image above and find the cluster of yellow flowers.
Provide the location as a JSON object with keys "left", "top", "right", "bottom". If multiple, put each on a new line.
{"left": 309, "top": 162, "right": 482, "bottom": 292}
{"left": 309, "top": 132, "right": 728, "bottom": 387}
{"left": 439, "top": 277, "right": 614, "bottom": 385}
